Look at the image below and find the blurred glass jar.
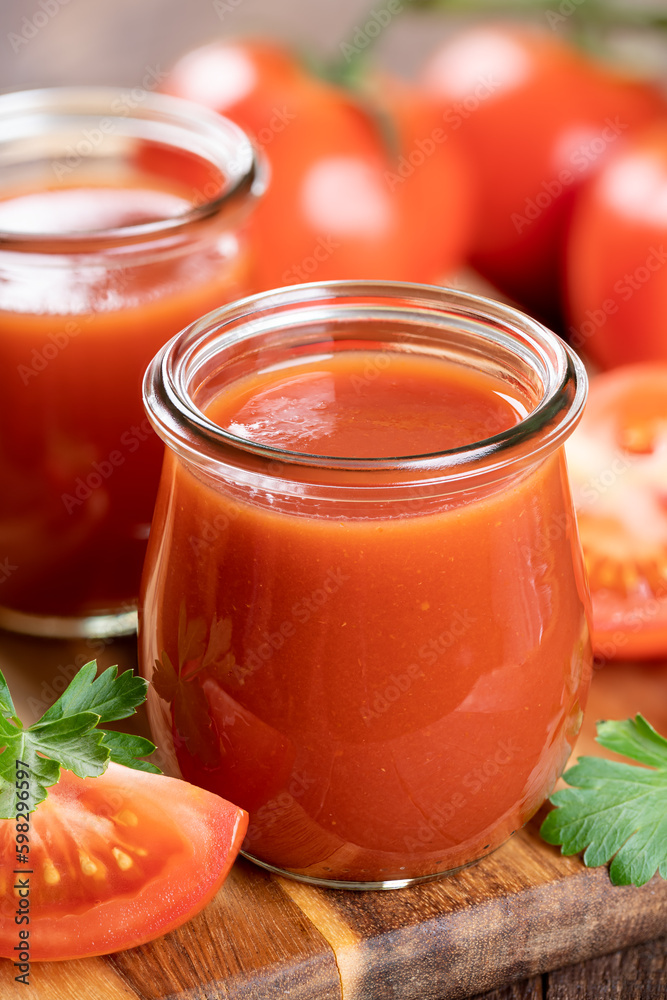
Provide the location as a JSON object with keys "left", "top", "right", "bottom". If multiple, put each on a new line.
{"left": 0, "top": 87, "right": 261, "bottom": 638}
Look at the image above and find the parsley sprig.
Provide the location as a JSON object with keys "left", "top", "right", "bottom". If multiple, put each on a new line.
{"left": 0, "top": 661, "right": 159, "bottom": 819}
{"left": 541, "top": 714, "right": 667, "bottom": 886}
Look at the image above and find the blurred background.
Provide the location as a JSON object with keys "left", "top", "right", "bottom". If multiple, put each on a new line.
{"left": 1, "top": 0, "right": 443, "bottom": 89}
{"left": 1, "top": 0, "right": 667, "bottom": 92}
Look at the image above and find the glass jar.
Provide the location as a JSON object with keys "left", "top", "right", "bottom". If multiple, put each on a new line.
{"left": 140, "top": 281, "right": 592, "bottom": 889}
{"left": 0, "top": 87, "right": 261, "bottom": 638}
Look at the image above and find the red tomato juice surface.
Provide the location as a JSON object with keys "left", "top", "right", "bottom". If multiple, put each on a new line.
{"left": 0, "top": 181, "right": 249, "bottom": 619}
{"left": 141, "top": 349, "right": 591, "bottom": 882}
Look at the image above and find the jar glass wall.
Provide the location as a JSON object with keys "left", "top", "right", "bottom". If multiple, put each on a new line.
{"left": 0, "top": 87, "right": 260, "bottom": 638}
{"left": 140, "top": 281, "right": 592, "bottom": 889}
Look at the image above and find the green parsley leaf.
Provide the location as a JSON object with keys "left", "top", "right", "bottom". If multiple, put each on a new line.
{"left": 100, "top": 731, "right": 161, "bottom": 774}
{"left": 23, "top": 713, "right": 107, "bottom": 779}
{"left": 0, "top": 742, "right": 60, "bottom": 817}
{"left": 0, "top": 662, "right": 159, "bottom": 819}
{"left": 540, "top": 714, "right": 667, "bottom": 886}
{"left": 39, "top": 660, "right": 149, "bottom": 725}
{"left": 0, "top": 670, "right": 16, "bottom": 720}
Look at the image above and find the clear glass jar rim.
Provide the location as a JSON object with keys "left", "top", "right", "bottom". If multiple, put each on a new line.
{"left": 144, "top": 281, "right": 588, "bottom": 478}
{"left": 0, "top": 86, "right": 260, "bottom": 252}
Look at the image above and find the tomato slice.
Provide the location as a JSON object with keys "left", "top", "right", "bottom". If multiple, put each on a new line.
{"left": 0, "top": 763, "right": 247, "bottom": 961}
{"left": 565, "top": 364, "right": 667, "bottom": 659}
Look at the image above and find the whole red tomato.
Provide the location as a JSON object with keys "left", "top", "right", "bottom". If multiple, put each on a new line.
{"left": 420, "top": 24, "right": 665, "bottom": 321}
{"left": 163, "top": 39, "right": 473, "bottom": 289}
{"left": 162, "top": 38, "right": 305, "bottom": 140}
{"left": 565, "top": 122, "right": 667, "bottom": 367}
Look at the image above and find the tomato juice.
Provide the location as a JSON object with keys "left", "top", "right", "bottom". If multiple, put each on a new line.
{"left": 140, "top": 287, "right": 592, "bottom": 887}
{"left": 0, "top": 88, "right": 258, "bottom": 633}
{"left": 0, "top": 182, "right": 248, "bottom": 621}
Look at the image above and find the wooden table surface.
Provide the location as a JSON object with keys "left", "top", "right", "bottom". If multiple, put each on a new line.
{"left": 1, "top": 629, "right": 666, "bottom": 999}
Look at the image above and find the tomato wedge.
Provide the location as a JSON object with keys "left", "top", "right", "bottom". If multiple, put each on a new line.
{"left": 0, "top": 763, "right": 247, "bottom": 961}
{"left": 565, "top": 364, "right": 667, "bottom": 659}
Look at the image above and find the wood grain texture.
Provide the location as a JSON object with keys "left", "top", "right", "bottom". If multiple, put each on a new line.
{"left": 1, "top": 637, "right": 667, "bottom": 998}
{"left": 548, "top": 936, "right": 667, "bottom": 1000}
{"left": 0, "top": 954, "right": 138, "bottom": 1000}
{"left": 473, "top": 977, "right": 544, "bottom": 1000}
{"left": 105, "top": 860, "right": 341, "bottom": 1000}
{"left": 277, "top": 824, "right": 667, "bottom": 1000}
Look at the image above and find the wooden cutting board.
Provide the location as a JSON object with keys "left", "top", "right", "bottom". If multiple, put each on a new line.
{"left": 1, "top": 633, "right": 666, "bottom": 1000}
